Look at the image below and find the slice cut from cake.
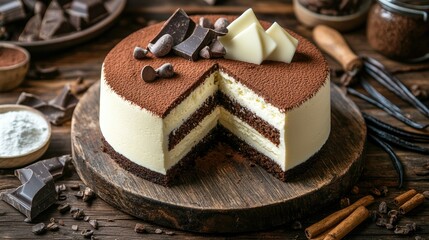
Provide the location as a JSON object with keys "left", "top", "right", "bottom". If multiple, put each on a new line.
{"left": 99, "top": 15, "right": 330, "bottom": 186}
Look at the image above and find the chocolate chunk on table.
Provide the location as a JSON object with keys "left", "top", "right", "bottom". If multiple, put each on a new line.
{"left": 1, "top": 155, "right": 71, "bottom": 221}
{"left": 172, "top": 25, "right": 217, "bottom": 61}
{"left": 150, "top": 8, "right": 196, "bottom": 46}
{"left": 17, "top": 85, "right": 79, "bottom": 125}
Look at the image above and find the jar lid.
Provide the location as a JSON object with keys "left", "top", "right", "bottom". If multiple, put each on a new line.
{"left": 379, "top": 0, "right": 429, "bottom": 21}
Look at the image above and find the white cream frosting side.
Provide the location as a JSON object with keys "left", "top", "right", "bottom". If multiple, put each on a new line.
{"left": 100, "top": 68, "right": 167, "bottom": 174}
{"left": 284, "top": 79, "right": 330, "bottom": 170}
{"left": 100, "top": 65, "right": 331, "bottom": 175}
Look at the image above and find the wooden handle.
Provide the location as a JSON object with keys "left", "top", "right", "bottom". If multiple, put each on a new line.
{"left": 313, "top": 25, "right": 362, "bottom": 73}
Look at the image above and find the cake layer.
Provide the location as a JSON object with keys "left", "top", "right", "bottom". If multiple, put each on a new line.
{"left": 218, "top": 91, "right": 280, "bottom": 146}
{"left": 168, "top": 95, "right": 217, "bottom": 150}
{"left": 166, "top": 108, "right": 219, "bottom": 171}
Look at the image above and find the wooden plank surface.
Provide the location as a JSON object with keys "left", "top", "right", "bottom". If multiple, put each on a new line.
{"left": 1, "top": 0, "right": 429, "bottom": 239}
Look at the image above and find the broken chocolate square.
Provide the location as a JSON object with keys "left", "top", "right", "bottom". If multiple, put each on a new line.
{"left": 1, "top": 155, "right": 71, "bottom": 221}
{"left": 39, "top": 0, "right": 76, "bottom": 40}
{"left": 16, "top": 85, "right": 79, "bottom": 126}
{"left": 68, "top": 0, "right": 108, "bottom": 25}
{"left": 19, "top": 14, "right": 42, "bottom": 42}
{"left": 150, "top": 8, "right": 196, "bottom": 46}
{"left": 172, "top": 25, "right": 217, "bottom": 61}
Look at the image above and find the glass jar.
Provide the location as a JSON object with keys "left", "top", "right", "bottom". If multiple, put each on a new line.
{"left": 367, "top": 0, "right": 429, "bottom": 62}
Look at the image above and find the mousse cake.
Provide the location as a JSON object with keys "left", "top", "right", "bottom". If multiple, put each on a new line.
{"left": 99, "top": 11, "right": 330, "bottom": 186}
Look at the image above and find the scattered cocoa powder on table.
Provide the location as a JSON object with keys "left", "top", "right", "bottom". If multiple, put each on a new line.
{"left": 0, "top": 47, "right": 26, "bottom": 67}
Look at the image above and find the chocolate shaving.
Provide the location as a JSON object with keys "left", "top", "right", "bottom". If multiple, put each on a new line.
{"left": 1, "top": 155, "right": 71, "bottom": 221}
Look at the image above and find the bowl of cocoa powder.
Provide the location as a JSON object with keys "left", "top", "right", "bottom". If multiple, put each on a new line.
{"left": 293, "top": 0, "right": 372, "bottom": 32}
{"left": 0, "top": 43, "right": 30, "bottom": 92}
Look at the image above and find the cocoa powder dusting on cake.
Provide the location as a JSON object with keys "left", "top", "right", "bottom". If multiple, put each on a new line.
{"left": 0, "top": 47, "right": 26, "bottom": 67}
{"left": 103, "top": 15, "right": 329, "bottom": 117}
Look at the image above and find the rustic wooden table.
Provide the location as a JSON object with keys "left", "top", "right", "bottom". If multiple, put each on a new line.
{"left": 1, "top": 1, "right": 428, "bottom": 239}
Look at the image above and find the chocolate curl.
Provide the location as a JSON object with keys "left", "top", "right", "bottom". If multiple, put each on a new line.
{"left": 305, "top": 195, "right": 374, "bottom": 239}
{"left": 1, "top": 155, "right": 71, "bottom": 221}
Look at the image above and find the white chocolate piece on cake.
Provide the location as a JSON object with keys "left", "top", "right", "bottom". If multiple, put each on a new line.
{"left": 220, "top": 8, "right": 262, "bottom": 41}
{"left": 222, "top": 23, "right": 277, "bottom": 65}
{"left": 266, "top": 22, "right": 298, "bottom": 63}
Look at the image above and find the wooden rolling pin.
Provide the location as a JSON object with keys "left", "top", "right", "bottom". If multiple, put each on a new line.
{"left": 313, "top": 25, "right": 362, "bottom": 76}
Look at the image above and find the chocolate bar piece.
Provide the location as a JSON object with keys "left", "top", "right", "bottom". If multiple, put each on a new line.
{"left": 19, "top": 14, "right": 42, "bottom": 42}
{"left": 68, "top": 0, "right": 108, "bottom": 25}
{"left": 19, "top": 1, "right": 45, "bottom": 42}
{"left": 1, "top": 155, "right": 71, "bottom": 221}
{"left": 0, "top": 0, "right": 27, "bottom": 23}
{"left": 173, "top": 25, "right": 217, "bottom": 61}
{"left": 16, "top": 92, "right": 46, "bottom": 109}
{"left": 150, "top": 8, "right": 196, "bottom": 46}
{"left": 17, "top": 85, "right": 79, "bottom": 125}
{"left": 39, "top": 0, "right": 76, "bottom": 40}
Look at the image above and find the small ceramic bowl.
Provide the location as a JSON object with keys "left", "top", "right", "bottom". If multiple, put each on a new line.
{"left": 0, "top": 104, "right": 51, "bottom": 169}
{"left": 293, "top": 0, "right": 372, "bottom": 32}
{"left": 0, "top": 43, "right": 30, "bottom": 92}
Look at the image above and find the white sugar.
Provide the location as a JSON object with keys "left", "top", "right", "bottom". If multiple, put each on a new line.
{"left": 0, "top": 111, "right": 49, "bottom": 157}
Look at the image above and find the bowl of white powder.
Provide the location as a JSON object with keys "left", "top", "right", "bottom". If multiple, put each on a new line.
{"left": 0, "top": 104, "right": 51, "bottom": 168}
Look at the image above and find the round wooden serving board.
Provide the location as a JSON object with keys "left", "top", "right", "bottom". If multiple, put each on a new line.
{"left": 71, "top": 82, "right": 366, "bottom": 233}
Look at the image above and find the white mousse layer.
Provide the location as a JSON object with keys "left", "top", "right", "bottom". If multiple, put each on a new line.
{"left": 100, "top": 65, "right": 330, "bottom": 175}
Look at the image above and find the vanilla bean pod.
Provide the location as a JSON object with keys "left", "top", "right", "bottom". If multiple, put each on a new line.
{"left": 347, "top": 88, "right": 429, "bottom": 130}
{"left": 360, "top": 77, "right": 402, "bottom": 113}
{"left": 368, "top": 134, "right": 404, "bottom": 188}
{"left": 368, "top": 125, "right": 429, "bottom": 154}
{"left": 363, "top": 113, "right": 429, "bottom": 143}
{"left": 363, "top": 57, "right": 429, "bottom": 117}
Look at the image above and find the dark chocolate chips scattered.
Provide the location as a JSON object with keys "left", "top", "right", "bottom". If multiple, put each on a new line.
{"left": 32, "top": 223, "right": 46, "bottom": 235}
{"left": 58, "top": 203, "right": 71, "bottom": 214}
{"left": 148, "top": 34, "right": 174, "bottom": 57}
{"left": 133, "top": 47, "right": 148, "bottom": 60}
{"left": 141, "top": 63, "right": 175, "bottom": 83}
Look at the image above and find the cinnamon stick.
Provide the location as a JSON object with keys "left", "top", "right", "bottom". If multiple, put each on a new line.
{"left": 394, "top": 189, "right": 417, "bottom": 206}
{"left": 310, "top": 227, "right": 334, "bottom": 240}
{"left": 305, "top": 195, "right": 374, "bottom": 239}
{"left": 323, "top": 206, "right": 369, "bottom": 240}
{"left": 399, "top": 193, "right": 425, "bottom": 215}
